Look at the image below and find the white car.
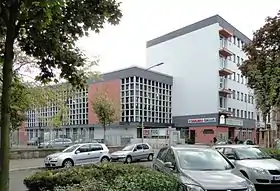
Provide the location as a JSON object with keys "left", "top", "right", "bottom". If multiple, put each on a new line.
{"left": 44, "top": 143, "right": 110, "bottom": 168}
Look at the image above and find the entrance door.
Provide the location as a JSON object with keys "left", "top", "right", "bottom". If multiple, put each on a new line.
{"left": 189, "top": 130, "right": 195, "bottom": 144}
{"left": 228, "top": 127, "right": 235, "bottom": 140}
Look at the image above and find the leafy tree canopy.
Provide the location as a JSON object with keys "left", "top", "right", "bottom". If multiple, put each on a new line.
{"left": 239, "top": 10, "right": 280, "bottom": 118}
{"left": 0, "top": 0, "right": 122, "bottom": 87}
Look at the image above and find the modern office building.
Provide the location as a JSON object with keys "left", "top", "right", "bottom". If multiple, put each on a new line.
{"left": 146, "top": 15, "right": 256, "bottom": 143}
{"left": 24, "top": 67, "right": 173, "bottom": 144}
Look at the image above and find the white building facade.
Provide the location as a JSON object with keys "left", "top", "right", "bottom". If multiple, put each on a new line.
{"left": 146, "top": 15, "right": 256, "bottom": 143}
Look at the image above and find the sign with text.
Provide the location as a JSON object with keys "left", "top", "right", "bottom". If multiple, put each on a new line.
{"left": 226, "top": 118, "right": 243, "bottom": 126}
{"left": 188, "top": 118, "right": 216, "bottom": 124}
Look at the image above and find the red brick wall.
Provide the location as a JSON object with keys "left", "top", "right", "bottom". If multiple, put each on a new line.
{"left": 88, "top": 79, "right": 121, "bottom": 124}
{"left": 190, "top": 126, "right": 229, "bottom": 144}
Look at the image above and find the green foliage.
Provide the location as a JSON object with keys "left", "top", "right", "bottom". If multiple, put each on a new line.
{"left": 239, "top": 11, "right": 280, "bottom": 117}
{"left": 24, "top": 163, "right": 179, "bottom": 191}
{"left": 92, "top": 92, "right": 118, "bottom": 127}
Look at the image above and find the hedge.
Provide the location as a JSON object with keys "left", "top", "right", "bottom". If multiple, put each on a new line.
{"left": 263, "top": 148, "right": 280, "bottom": 160}
{"left": 24, "top": 163, "right": 179, "bottom": 191}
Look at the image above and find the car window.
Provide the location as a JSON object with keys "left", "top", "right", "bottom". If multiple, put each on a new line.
{"left": 142, "top": 144, "right": 149, "bottom": 150}
{"left": 235, "top": 147, "right": 271, "bottom": 160}
{"left": 78, "top": 145, "right": 90, "bottom": 153}
{"left": 224, "top": 148, "right": 235, "bottom": 155}
{"left": 136, "top": 144, "right": 143, "bottom": 150}
{"left": 176, "top": 149, "right": 233, "bottom": 171}
{"left": 164, "top": 149, "right": 176, "bottom": 166}
{"left": 157, "top": 147, "right": 168, "bottom": 161}
{"left": 90, "top": 144, "right": 103, "bottom": 151}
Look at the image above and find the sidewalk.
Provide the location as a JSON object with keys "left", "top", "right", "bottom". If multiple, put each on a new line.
{"left": 10, "top": 158, "right": 44, "bottom": 171}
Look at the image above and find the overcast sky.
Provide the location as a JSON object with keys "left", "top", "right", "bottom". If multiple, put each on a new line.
{"left": 77, "top": 0, "right": 280, "bottom": 73}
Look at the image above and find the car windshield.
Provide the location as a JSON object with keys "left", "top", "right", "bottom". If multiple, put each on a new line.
{"left": 63, "top": 145, "right": 80, "bottom": 153}
{"left": 122, "top": 144, "right": 134, "bottom": 151}
{"left": 177, "top": 149, "right": 233, "bottom": 171}
{"left": 235, "top": 147, "right": 271, "bottom": 160}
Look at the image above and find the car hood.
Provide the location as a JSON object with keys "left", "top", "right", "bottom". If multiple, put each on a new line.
{"left": 237, "top": 158, "right": 280, "bottom": 169}
{"left": 182, "top": 170, "right": 248, "bottom": 190}
{"left": 111, "top": 150, "right": 130, "bottom": 156}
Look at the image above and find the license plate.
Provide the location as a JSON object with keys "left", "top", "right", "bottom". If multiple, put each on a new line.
{"left": 273, "top": 176, "right": 280, "bottom": 180}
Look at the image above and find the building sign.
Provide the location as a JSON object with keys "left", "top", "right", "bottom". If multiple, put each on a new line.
{"left": 226, "top": 118, "right": 243, "bottom": 126}
{"left": 188, "top": 118, "right": 216, "bottom": 124}
{"left": 219, "top": 115, "right": 225, "bottom": 124}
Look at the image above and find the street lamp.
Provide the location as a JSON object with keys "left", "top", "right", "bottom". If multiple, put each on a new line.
{"left": 141, "top": 62, "right": 164, "bottom": 143}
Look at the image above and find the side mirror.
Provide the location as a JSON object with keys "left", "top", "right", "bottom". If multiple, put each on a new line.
{"left": 164, "top": 162, "right": 175, "bottom": 169}
{"left": 75, "top": 150, "right": 80, "bottom": 154}
{"left": 133, "top": 148, "right": 137, "bottom": 152}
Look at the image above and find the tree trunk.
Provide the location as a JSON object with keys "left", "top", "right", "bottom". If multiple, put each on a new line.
{"left": 103, "top": 124, "right": 106, "bottom": 145}
{"left": 0, "top": 2, "right": 19, "bottom": 191}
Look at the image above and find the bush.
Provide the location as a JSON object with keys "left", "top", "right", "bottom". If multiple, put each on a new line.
{"left": 263, "top": 148, "right": 280, "bottom": 160}
{"left": 24, "top": 163, "right": 179, "bottom": 191}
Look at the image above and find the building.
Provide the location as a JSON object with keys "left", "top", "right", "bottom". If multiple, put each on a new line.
{"left": 146, "top": 15, "right": 257, "bottom": 143}
{"left": 24, "top": 67, "right": 173, "bottom": 145}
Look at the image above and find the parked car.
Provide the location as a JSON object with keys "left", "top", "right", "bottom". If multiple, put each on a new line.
{"left": 44, "top": 143, "right": 110, "bottom": 168}
{"left": 153, "top": 144, "right": 256, "bottom": 191}
{"left": 214, "top": 144, "right": 280, "bottom": 186}
{"left": 27, "top": 137, "right": 43, "bottom": 146}
{"left": 39, "top": 138, "right": 72, "bottom": 148}
{"left": 110, "top": 143, "right": 154, "bottom": 163}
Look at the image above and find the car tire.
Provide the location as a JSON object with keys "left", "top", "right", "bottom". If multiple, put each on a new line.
{"left": 62, "top": 159, "right": 74, "bottom": 168}
{"left": 125, "top": 156, "right": 132, "bottom": 164}
{"left": 101, "top": 156, "right": 110, "bottom": 163}
{"left": 148, "top": 154, "right": 153, "bottom": 161}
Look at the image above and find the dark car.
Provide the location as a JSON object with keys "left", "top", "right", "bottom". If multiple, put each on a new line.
{"left": 153, "top": 145, "right": 256, "bottom": 191}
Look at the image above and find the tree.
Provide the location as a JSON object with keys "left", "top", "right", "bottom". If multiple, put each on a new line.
{"left": 92, "top": 92, "right": 118, "bottom": 145}
{"left": 0, "top": 0, "right": 122, "bottom": 190}
{"left": 239, "top": 10, "right": 280, "bottom": 124}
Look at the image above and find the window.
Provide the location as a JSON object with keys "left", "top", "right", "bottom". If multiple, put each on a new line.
{"left": 131, "top": 144, "right": 141, "bottom": 150}
{"left": 237, "top": 39, "right": 241, "bottom": 47}
{"left": 232, "top": 72, "right": 236, "bottom": 81}
{"left": 177, "top": 149, "right": 233, "bottom": 170}
{"left": 237, "top": 56, "right": 240, "bottom": 64}
{"left": 241, "top": 76, "right": 244, "bottom": 84}
{"left": 244, "top": 111, "right": 247, "bottom": 119}
{"left": 164, "top": 149, "right": 176, "bottom": 166}
{"left": 78, "top": 145, "right": 90, "bottom": 153}
{"left": 248, "top": 95, "right": 251, "bottom": 103}
{"left": 233, "top": 54, "right": 236, "bottom": 63}
{"left": 241, "top": 93, "right": 243, "bottom": 101}
{"left": 241, "top": 110, "right": 243, "bottom": 118}
{"left": 228, "top": 89, "right": 232, "bottom": 98}
{"left": 224, "top": 148, "right": 236, "bottom": 158}
{"left": 248, "top": 111, "right": 251, "bottom": 119}
{"left": 232, "top": 109, "right": 236, "bottom": 116}
{"left": 237, "top": 74, "right": 240, "bottom": 83}
{"left": 203, "top": 129, "right": 214, "bottom": 134}
{"left": 157, "top": 147, "right": 168, "bottom": 161}
{"left": 228, "top": 107, "right": 231, "bottom": 112}
{"left": 237, "top": 91, "right": 240, "bottom": 100}
{"left": 237, "top": 109, "right": 240, "bottom": 117}
{"left": 233, "top": 36, "right": 236, "bottom": 44}
{"left": 90, "top": 144, "right": 103, "bottom": 151}
{"left": 142, "top": 144, "right": 150, "bottom": 150}
{"left": 232, "top": 90, "right": 236, "bottom": 99}
{"left": 235, "top": 147, "right": 271, "bottom": 160}
{"left": 241, "top": 58, "right": 244, "bottom": 64}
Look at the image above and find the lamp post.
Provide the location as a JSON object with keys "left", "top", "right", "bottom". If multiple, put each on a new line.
{"left": 141, "top": 62, "right": 164, "bottom": 143}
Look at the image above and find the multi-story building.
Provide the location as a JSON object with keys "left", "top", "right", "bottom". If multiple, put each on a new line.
{"left": 24, "top": 67, "right": 173, "bottom": 145}
{"left": 146, "top": 15, "right": 256, "bottom": 143}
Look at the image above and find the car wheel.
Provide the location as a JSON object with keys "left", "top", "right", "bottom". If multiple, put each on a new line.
{"left": 125, "top": 156, "right": 132, "bottom": 164}
{"left": 62, "top": 159, "right": 74, "bottom": 168}
{"left": 148, "top": 154, "right": 153, "bottom": 161}
{"left": 101, "top": 157, "right": 110, "bottom": 163}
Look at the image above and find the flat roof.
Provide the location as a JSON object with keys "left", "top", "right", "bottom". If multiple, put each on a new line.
{"left": 90, "top": 66, "right": 173, "bottom": 85}
{"left": 147, "top": 14, "right": 251, "bottom": 48}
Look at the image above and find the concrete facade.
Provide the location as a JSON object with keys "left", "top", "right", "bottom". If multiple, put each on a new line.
{"left": 146, "top": 15, "right": 256, "bottom": 144}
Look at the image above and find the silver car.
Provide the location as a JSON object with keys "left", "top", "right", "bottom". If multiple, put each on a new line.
{"left": 214, "top": 144, "right": 280, "bottom": 186}
{"left": 111, "top": 143, "right": 154, "bottom": 163}
{"left": 44, "top": 143, "right": 110, "bottom": 168}
{"left": 153, "top": 145, "right": 255, "bottom": 191}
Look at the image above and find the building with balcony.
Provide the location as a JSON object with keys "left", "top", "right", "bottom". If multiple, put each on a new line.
{"left": 24, "top": 66, "right": 173, "bottom": 145}
{"left": 146, "top": 15, "right": 256, "bottom": 144}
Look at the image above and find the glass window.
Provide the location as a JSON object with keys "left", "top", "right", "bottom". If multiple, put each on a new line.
{"left": 78, "top": 145, "right": 90, "bottom": 153}
{"left": 164, "top": 149, "right": 176, "bottom": 166}
{"left": 235, "top": 147, "right": 271, "bottom": 160}
{"left": 136, "top": 144, "right": 143, "bottom": 150}
{"left": 122, "top": 144, "right": 134, "bottom": 151}
{"left": 157, "top": 147, "right": 168, "bottom": 161}
{"left": 142, "top": 144, "right": 150, "bottom": 150}
{"left": 90, "top": 144, "right": 103, "bottom": 151}
{"left": 176, "top": 149, "right": 233, "bottom": 171}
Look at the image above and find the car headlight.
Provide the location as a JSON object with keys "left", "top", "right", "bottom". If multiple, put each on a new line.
{"left": 252, "top": 168, "right": 268, "bottom": 175}
{"left": 181, "top": 184, "right": 204, "bottom": 191}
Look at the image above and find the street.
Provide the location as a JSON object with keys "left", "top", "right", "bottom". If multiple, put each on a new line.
{"left": 10, "top": 170, "right": 38, "bottom": 191}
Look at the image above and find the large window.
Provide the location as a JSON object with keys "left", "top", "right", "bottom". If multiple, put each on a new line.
{"left": 120, "top": 76, "right": 172, "bottom": 123}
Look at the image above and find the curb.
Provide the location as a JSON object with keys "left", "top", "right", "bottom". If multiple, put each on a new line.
{"left": 9, "top": 166, "right": 45, "bottom": 172}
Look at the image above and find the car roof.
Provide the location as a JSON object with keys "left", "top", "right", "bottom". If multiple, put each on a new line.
{"left": 213, "top": 144, "right": 259, "bottom": 149}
